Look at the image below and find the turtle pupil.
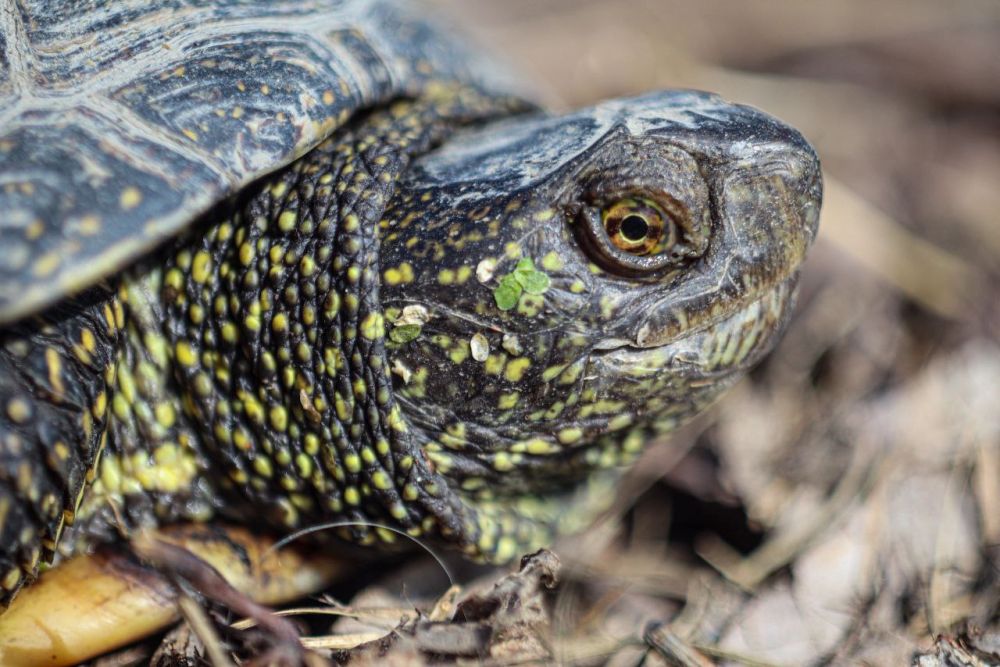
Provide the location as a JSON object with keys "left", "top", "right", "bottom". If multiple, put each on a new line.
{"left": 620, "top": 215, "right": 648, "bottom": 242}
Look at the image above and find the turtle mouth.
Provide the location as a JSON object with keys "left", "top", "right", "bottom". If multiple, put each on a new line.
{"left": 590, "top": 274, "right": 798, "bottom": 373}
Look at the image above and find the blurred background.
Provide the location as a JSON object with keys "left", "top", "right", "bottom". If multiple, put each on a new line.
{"left": 412, "top": 1, "right": 1000, "bottom": 664}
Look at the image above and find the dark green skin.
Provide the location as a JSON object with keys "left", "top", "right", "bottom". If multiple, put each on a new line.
{"left": 0, "top": 84, "right": 820, "bottom": 606}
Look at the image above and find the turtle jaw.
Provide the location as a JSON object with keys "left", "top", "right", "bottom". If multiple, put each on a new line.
{"left": 588, "top": 272, "right": 799, "bottom": 390}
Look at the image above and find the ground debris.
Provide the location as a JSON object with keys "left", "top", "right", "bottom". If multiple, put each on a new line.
{"left": 912, "top": 633, "right": 1000, "bottom": 667}
{"left": 334, "top": 550, "right": 558, "bottom": 665}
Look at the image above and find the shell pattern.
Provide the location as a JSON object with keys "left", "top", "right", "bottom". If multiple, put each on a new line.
{"left": 0, "top": 0, "right": 508, "bottom": 323}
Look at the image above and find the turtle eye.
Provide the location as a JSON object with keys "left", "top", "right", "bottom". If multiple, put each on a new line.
{"left": 601, "top": 198, "right": 672, "bottom": 256}
{"left": 577, "top": 192, "right": 700, "bottom": 275}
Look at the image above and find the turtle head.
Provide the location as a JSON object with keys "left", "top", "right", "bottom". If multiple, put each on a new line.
{"left": 379, "top": 90, "right": 821, "bottom": 494}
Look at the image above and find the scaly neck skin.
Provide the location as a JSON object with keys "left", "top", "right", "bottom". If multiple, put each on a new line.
{"left": 84, "top": 87, "right": 555, "bottom": 562}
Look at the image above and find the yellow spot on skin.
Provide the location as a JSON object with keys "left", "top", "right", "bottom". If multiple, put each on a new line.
{"left": 81, "top": 328, "right": 96, "bottom": 353}
{"left": 498, "top": 392, "right": 519, "bottom": 410}
{"left": 516, "top": 293, "right": 544, "bottom": 318}
{"left": 270, "top": 181, "right": 288, "bottom": 199}
{"left": 504, "top": 357, "right": 531, "bottom": 382}
{"left": 372, "top": 470, "right": 392, "bottom": 490}
{"left": 32, "top": 252, "right": 60, "bottom": 277}
{"left": 45, "top": 348, "right": 65, "bottom": 397}
{"left": 78, "top": 215, "right": 101, "bottom": 235}
{"left": 25, "top": 220, "right": 44, "bottom": 240}
{"left": 233, "top": 429, "right": 251, "bottom": 451}
{"left": 541, "top": 251, "right": 564, "bottom": 272}
{"left": 182, "top": 128, "right": 199, "bottom": 141}
{"left": 103, "top": 303, "right": 116, "bottom": 333}
{"left": 495, "top": 536, "right": 517, "bottom": 562}
{"left": 399, "top": 262, "right": 415, "bottom": 283}
{"left": 592, "top": 399, "right": 625, "bottom": 414}
{"left": 609, "top": 414, "right": 633, "bottom": 431}
{"left": 449, "top": 340, "right": 470, "bottom": 365}
{"left": 526, "top": 438, "right": 559, "bottom": 455}
{"left": 559, "top": 363, "right": 584, "bottom": 385}
{"left": 99, "top": 456, "right": 122, "bottom": 493}
{"left": 360, "top": 313, "right": 385, "bottom": 340}
{"left": 484, "top": 353, "right": 506, "bottom": 375}
{"left": 322, "top": 90, "right": 335, "bottom": 105}
{"left": 269, "top": 405, "right": 288, "bottom": 431}
{"left": 164, "top": 268, "right": 184, "bottom": 293}
{"left": 557, "top": 427, "right": 583, "bottom": 444}
{"left": 191, "top": 250, "right": 212, "bottom": 283}
{"left": 254, "top": 457, "right": 273, "bottom": 478}
{"left": 278, "top": 210, "right": 297, "bottom": 233}
{"left": 72, "top": 343, "right": 92, "bottom": 365}
{"left": 623, "top": 431, "right": 645, "bottom": 454}
{"left": 175, "top": 341, "right": 197, "bottom": 367}
{"left": 438, "top": 268, "right": 455, "bottom": 285}
{"left": 91, "top": 391, "right": 107, "bottom": 419}
{"left": 541, "top": 364, "right": 568, "bottom": 382}
{"left": 239, "top": 242, "right": 254, "bottom": 266}
{"left": 6, "top": 398, "right": 30, "bottom": 424}
{"left": 120, "top": 187, "right": 142, "bottom": 210}
{"left": 155, "top": 402, "right": 176, "bottom": 428}
{"left": 383, "top": 267, "right": 403, "bottom": 285}
{"left": 492, "top": 452, "right": 514, "bottom": 471}
{"left": 111, "top": 393, "right": 131, "bottom": 420}
{"left": 2, "top": 568, "right": 22, "bottom": 591}
{"left": 221, "top": 322, "right": 238, "bottom": 343}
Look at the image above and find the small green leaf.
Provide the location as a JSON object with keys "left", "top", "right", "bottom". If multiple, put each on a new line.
{"left": 512, "top": 257, "right": 550, "bottom": 296}
{"left": 518, "top": 270, "right": 550, "bottom": 295}
{"left": 389, "top": 324, "right": 422, "bottom": 343}
{"left": 493, "top": 274, "right": 522, "bottom": 311}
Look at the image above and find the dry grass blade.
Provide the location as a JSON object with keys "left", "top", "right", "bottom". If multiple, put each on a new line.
{"left": 176, "top": 593, "right": 232, "bottom": 667}
{"left": 299, "top": 632, "right": 387, "bottom": 651}
{"left": 644, "top": 623, "right": 715, "bottom": 667}
{"left": 230, "top": 605, "right": 413, "bottom": 631}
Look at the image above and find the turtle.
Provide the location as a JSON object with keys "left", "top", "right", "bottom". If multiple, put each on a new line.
{"left": 0, "top": 0, "right": 822, "bottom": 661}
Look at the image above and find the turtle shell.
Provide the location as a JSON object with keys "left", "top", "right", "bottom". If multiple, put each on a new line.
{"left": 0, "top": 0, "right": 513, "bottom": 324}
